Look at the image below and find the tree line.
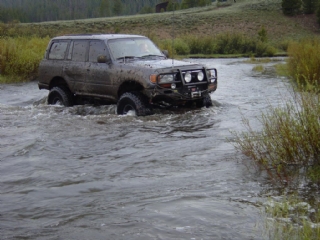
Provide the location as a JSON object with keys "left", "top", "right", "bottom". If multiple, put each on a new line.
{"left": 282, "top": 0, "right": 319, "bottom": 15}
{"left": 0, "top": 0, "right": 212, "bottom": 23}
{"left": 0, "top": 0, "right": 170, "bottom": 23}
{"left": 281, "top": 0, "right": 320, "bottom": 25}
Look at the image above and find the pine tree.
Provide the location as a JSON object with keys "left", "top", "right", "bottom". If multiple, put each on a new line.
{"left": 100, "top": 0, "right": 111, "bottom": 17}
{"left": 302, "top": 0, "right": 318, "bottom": 14}
{"left": 167, "top": 0, "right": 180, "bottom": 11}
{"left": 317, "top": 3, "right": 320, "bottom": 25}
{"left": 113, "top": 0, "right": 123, "bottom": 16}
{"left": 282, "top": 0, "right": 302, "bottom": 16}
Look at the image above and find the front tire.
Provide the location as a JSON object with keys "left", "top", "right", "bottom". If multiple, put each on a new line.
{"left": 117, "top": 92, "right": 152, "bottom": 116}
{"left": 196, "top": 93, "right": 213, "bottom": 108}
{"left": 47, "top": 86, "right": 74, "bottom": 106}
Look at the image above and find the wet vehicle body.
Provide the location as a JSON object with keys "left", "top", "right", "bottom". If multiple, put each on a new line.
{"left": 38, "top": 34, "right": 218, "bottom": 115}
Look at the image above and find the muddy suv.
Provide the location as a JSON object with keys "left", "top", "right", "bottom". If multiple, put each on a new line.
{"left": 38, "top": 34, "right": 217, "bottom": 116}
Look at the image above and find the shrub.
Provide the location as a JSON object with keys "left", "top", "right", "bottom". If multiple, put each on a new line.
{"left": 0, "top": 36, "right": 49, "bottom": 82}
{"left": 157, "top": 39, "right": 175, "bottom": 58}
{"left": 287, "top": 38, "right": 320, "bottom": 88}
{"left": 232, "top": 89, "right": 320, "bottom": 186}
{"left": 173, "top": 38, "right": 190, "bottom": 55}
{"left": 182, "top": 35, "right": 204, "bottom": 54}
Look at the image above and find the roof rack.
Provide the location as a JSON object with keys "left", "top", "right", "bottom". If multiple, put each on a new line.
{"left": 63, "top": 33, "right": 105, "bottom": 36}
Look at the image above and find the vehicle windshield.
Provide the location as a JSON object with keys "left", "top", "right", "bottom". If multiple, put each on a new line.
{"left": 107, "top": 38, "right": 165, "bottom": 61}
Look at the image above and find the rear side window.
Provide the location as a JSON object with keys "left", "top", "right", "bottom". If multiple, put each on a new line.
{"left": 48, "top": 41, "right": 69, "bottom": 60}
{"left": 89, "top": 41, "right": 107, "bottom": 63}
{"left": 71, "top": 41, "right": 88, "bottom": 62}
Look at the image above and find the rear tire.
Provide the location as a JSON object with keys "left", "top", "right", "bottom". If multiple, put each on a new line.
{"left": 117, "top": 92, "right": 152, "bottom": 116}
{"left": 47, "top": 86, "right": 74, "bottom": 106}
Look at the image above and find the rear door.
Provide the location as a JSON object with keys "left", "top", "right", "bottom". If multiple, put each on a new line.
{"left": 64, "top": 40, "right": 88, "bottom": 94}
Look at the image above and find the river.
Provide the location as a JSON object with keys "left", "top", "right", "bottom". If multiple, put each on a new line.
{"left": 0, "top": 58, "right": 290, "bottom": 239}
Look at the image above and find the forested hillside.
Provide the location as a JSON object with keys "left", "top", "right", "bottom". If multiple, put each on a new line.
{"left": 0, "top": 0, "right": 181, "bottom": 23}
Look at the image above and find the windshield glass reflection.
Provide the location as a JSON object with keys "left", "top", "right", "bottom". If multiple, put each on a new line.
{"left": 107, "top": 38, "right": 164, "bottom": 60}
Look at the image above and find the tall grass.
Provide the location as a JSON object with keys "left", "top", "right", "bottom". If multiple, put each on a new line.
{"left": 172, "top": 32, "right": 277, "bottom": 57}
{"left": 231, "top": 34, "right": 320, "bottom": 240}
{"left": 264, "top": 196, "right": 320, "bottom": 240}
{"left": 232, "top": 37, "right": 320, "bottom": 186}
{"left": 0, "top": 37, "right": 49, "bottom": 83}
{"left": 232, "top": 90, "right": 320, "bottom": 185}
{"left": 287, "top": 38, "right": 320, "bottom": 89}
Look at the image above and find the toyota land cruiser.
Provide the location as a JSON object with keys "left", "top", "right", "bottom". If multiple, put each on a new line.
{"left": 38, "top": 34, "right": 217, "bottom": 116}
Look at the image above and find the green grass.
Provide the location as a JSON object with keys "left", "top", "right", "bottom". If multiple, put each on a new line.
{"left": 252, "top": 64, "right": 265, "bottom": 72}
{"left": 0, "top": 0, "right": 319, "bottom": 82}
{"left": 287, "top": 38, "right": 320, "bottom": 89}
{"left": 6, "top": 0, "right": 319, "bottom": 44}
{"left": 264, "top": 196, "right": 320, "bottom": 240}
{"left": 0, "top": 37, "right": 49, "bottom": 82}
{"left": 232, "top": 89, "right": 320, "bottom": 186}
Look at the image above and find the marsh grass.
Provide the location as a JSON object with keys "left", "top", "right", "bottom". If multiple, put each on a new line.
{"left": 252, "top": 65, "right": 264, "bottom": 72}
{"left": 232, "top": 38, "right": 320, "bottom": 186}
{"left": 232, "top": 88, "right": 320, "bottom": 186}
{"left": 264, "top": 196, "right": 320, "bottom": 240}
{"left": 287, "top": 38, "right": 320, "bottom": 89}
{"left": 178, "top": 32, "right": 276, "bottom": 57}
{"left": 0, "top": 37, "right": 49, "bottom": 82}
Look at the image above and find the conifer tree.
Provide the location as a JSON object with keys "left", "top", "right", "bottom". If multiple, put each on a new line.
{"left": 113, "top": 0, "right": 123, "bottom": 16}
{"left": 317, "top": 3, "right": 320, "bottom": 26}
{"left": 282, "top": 0, "right": 302, "bottom": 15}
{"left": 302, "top": 0, "right": 318, "bottom": 14}
{"left": 100, "top": 0, "right": 111, "bottom": 17}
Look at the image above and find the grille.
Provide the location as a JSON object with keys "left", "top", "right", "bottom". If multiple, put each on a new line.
{"left": 178, "top": 70, "right": 207, "bottom": 84}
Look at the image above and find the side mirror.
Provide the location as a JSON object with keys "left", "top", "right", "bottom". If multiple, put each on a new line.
{"left": 162, "top": 50, "right": 169, "bottom": 58}
{"left": 97, "top": 55, "right": 108, "bottom": 63}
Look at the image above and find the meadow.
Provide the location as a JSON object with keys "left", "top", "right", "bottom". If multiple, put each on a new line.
{"left": 0, "top": 0, "right": 319, "bottom": 82}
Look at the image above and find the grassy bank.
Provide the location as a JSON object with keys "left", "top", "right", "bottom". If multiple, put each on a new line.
{"left": 232, "top": 38, "right": 320, "bottom": 239}
{"left": 0, "top": 0, "right": 319, "bottom": 83}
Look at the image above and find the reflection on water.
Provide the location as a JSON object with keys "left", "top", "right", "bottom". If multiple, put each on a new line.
{"left": 0, "top": 58, "right": 291, "bottom": 239}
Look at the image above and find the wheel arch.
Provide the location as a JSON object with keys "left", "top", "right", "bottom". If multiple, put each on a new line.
{"left": 49, "top": 77, "right": 70, "bottom": 90}
{"left": 117, "top": 80, "right": 144, "bottom": 99}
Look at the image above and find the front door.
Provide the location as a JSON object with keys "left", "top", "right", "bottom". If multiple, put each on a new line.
{"left": 85, "top": 40, "right": 114, "bottom": 100}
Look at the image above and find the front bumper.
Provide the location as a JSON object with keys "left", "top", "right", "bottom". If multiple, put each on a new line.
{"left": 146, "top": 67, "right": 217, "bottom": 103}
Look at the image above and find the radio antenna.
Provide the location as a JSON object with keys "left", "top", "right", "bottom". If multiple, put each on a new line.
{"left": 171, "top": 0, "right": 176, "bottom": 68}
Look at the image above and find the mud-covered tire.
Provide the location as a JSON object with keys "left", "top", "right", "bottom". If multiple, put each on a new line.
{"left": 117, "top": 92, "right": 152, "bottom": 116}
{"left": 196, "top": 93, "right": 213, "bottom": 108}
{"left": 47, "top": 86, "right": 74, "bottom": 106}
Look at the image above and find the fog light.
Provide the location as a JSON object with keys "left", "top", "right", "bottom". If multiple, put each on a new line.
{"left": 184, "top": 72, "right": 192, "bottom": 83}
{"left": 171, "top": 83, "right": 176, "bottom": 89}
{"left": 197, "top": 71, "right": 204, "bottom": 81}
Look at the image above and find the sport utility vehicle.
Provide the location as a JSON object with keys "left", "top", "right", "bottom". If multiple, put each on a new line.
{"left": 38, "top": 34, "right": 217, "bottom": 116}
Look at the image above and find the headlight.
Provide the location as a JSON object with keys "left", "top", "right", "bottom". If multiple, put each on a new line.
{"left": 184, "top": 72, "right": 192, "bottom": 83}
{"left": 158, "top": 74, "right": 174, "bottom": 84}
{"left": 207, "top": 69, "right": 216, "bottom": 78}
{"left": 197, "top": 71, "right": 204, "bottom": 81}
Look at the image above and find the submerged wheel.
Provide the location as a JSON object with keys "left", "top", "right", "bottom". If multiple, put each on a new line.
{"left": 196, "top": 93, "right": 213, "bottom": 108}
{"left": 117, "top": 92, "right": 152, "bottom": 116}
{"left": 47, "top": 86, "right": 74, "bottom": 106}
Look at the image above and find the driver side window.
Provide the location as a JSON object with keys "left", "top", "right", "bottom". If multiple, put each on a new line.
{"left": 89, "top": 40, "right": 108, "bottom": 63}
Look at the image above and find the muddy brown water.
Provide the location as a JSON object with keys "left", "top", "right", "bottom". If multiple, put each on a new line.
{"left": 0, "top": 58, "right": 291, "bottom": 239}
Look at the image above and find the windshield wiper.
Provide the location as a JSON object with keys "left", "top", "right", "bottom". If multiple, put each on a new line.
{"left": 116, "top": 56, "right": 140, "bottom": 62}
{"left": 141, "top": 54, "right": 165, "bottom": 59}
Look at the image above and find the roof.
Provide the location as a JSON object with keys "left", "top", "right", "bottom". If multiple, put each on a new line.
{"left": 51, "top": 34, "right": 146, "bottom": 41}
